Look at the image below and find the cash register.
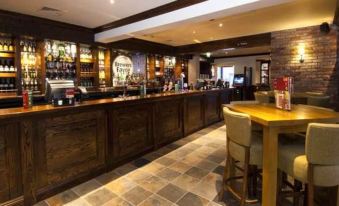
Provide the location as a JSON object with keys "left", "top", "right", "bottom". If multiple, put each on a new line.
{"left": 45, "top": 80, "right": 75, "bottom": 106}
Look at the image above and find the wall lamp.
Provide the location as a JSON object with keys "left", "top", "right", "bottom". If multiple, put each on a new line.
{"left": 298, "top": 43, "right": 305, "bottom": 63}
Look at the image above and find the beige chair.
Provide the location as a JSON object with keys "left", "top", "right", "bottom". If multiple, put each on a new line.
{"left": 299, "top": 104, "right": 334, "bottom": 112}
{"left": 278, "top": 123, "right": 339, "bottom": 206}
{"left": 220, "top": 107, "right": 263, "bottom": 206}
{"left": 230, "top": 100, "right": 259, "bottom": 105}
{"left": 230, "top": 101, "right": 262, "bottom": 132}
{"left": 254, "top": 92, "right": 270, "bottom": 104}
{"left": 307, "top": 95, "right": 330, "bottom": 108}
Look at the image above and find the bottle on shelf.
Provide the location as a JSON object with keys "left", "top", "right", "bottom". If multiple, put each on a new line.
{"left": 3, "top": 41, "right": 8, "bottom": 51}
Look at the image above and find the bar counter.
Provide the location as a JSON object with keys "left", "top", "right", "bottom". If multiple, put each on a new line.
{"left": 0, "top": 88, "right": 232, "bottom": 206}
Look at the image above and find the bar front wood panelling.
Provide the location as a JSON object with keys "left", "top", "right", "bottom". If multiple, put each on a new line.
{"left": 154, "top": 97, "right": 184, "bottom": 147}
{"left": 0, "top": 89, "right": 231, "bottom": 206}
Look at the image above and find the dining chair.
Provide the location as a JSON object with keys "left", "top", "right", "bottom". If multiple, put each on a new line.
{"left": 230, "top": 100, "right": 262, "bottom": 133}
{"left": 219, "top": 107, "right": 262, "bottom": 206}
{"left": 278, "top": 123, "right": 339, "bottom": 206}
{"left": 307, "top": 95, "right": 330, "bottom": 108}
{"left": 254, "top": 92, "right": 270, "bottom": 103}
{"left": 230, "top": 100, "right": 259, "bottom": 105}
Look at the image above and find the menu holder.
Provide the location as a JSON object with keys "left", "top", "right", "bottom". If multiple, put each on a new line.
{"left": 273, "top": 77, "right": 293, "bottom": 111}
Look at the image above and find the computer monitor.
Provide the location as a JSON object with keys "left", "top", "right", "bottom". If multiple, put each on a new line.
{"left": 45, "top": 79, "right": 75, "bottom": 103}
{"left": 233, "top": 74, "right": 245, "bottom": 87}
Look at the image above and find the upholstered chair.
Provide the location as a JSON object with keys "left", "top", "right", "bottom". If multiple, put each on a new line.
{"left": 254, "top": 92, "right": 270, "bottom": 104}
{"left": 230, "top": 101, "right": 262, "bottom": 132}
{"left": 219, "top": 107, "right": 263, "bottom": 206}
{"left": 278, "top": 123, "right": 339, "bottom": 206}
{"left": 307, "top": 95, "right": 330, "bottom": 108}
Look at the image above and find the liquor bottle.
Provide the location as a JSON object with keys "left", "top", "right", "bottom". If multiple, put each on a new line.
{"left": 3, "top": 41, "right": 8, "bottom": 51}
{"left": 32, "top": 43, "right": 36, "bottom": 53}
{"left": 23, "top": 42, "right": 27, "bottom": 52}
{"left": 10, "top": 79, "right": 14, "bottom": 90}
{"left": 28, "top": 43, "right": 32, "bottom": 53}
{"left": 4, "top": 78, "right": 9, "bottom": 90}
{"left": 8, "top": 42, "right": 14, "bottom": 52}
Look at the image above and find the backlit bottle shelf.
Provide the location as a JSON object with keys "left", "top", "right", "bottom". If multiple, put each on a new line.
{"left": 0, "top": 52, "right": 15, "bottom": 58}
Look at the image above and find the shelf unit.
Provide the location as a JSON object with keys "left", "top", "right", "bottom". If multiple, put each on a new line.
{"left": 44, "top": 39, "right": 77, "bottom": 86}
{"left": 78, "top": 44, "right": 98, "bottom": 88}
{"left": 20, "top": 38, "right": 43, "bottom": 94}
{"left": 98, "top": 48, "right": 110, "bottom": 87}
{"left": 0, "top": 35, "right": 18, "bottom": 96}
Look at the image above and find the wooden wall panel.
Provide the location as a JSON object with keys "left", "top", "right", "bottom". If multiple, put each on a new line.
{"left": 205, "top": 91, "right": 220, "bottom": 125}
{"left": 112, "top": 104, "right": 154, "bottom": 162}
{"left": 184, "top": 94, "right": 205, "bottom": 135}
{"left": 220, "top": 89, "right": 232, "bottom": 119}
{"left": 154, "top": 98, "right": 184, "bottom": 146}
{"left": 36, "top": 111, "right": 106, "bottom": 188}
{"left": 0, "top": 132, "right": 9, "bottom": 202}
{"left": 0, "top": 123, "right": 22, "bottom": 204}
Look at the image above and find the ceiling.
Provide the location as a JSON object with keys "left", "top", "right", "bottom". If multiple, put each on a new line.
{"left": 136, "top": 0, "right": 337, "bottom": 46}
{"left": 0, "top": 0, "right": 175, "bottom": 28}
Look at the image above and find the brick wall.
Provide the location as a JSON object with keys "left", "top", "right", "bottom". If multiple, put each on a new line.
{"left": 270, "top": 25, "right": 339, "bottom": 106}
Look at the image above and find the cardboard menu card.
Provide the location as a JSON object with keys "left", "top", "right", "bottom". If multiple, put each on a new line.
{"left": 273, "top": 77, "right": 293, "bottom": 111}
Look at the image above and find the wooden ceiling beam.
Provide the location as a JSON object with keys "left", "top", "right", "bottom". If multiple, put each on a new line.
{"left": 94, "top": 0, "right": 207, "bottom": 33}
{"left": 109, "top": 38, "right": 176, "bottom": 55}
{"left": 175, "top": 32, "right": 271, "bottom": 54}
{"left": 333, "top": 0, "right": 339, "bottom": 27}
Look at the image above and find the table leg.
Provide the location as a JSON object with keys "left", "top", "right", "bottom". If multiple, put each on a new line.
{"left": 262, "top": 126, "right": 279, "bottom": 206}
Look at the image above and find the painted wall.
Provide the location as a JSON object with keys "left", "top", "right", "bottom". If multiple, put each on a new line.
{"left": 188, "top": 55, "right": 200, "bottom": 84}
{"left": 213, "top": 55, "right": 270, "bottom": 85}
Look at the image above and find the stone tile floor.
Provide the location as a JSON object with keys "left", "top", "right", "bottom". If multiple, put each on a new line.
{"left": 35, "top": 122, "right": 293, "bottom": 206}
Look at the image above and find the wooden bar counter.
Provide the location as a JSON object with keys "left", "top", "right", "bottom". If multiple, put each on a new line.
{"left": 0, "top": 89, "right": 231, "bottom": 206}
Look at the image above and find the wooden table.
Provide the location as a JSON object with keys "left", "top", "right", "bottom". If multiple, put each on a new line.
{"left": 224, "top": 103, "right": 339, "bottom": 206}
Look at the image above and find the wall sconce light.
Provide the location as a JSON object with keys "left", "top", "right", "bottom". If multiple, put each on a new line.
{"left": 206, "top": 52, "right": 211, "bottom": 58}
{"left": 298, "top": 43, "right": 305, "bottom": 63}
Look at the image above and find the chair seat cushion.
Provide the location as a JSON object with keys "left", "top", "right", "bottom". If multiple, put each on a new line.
{"left": 279, "top": 143, "right": 339, "bottom": 187}
{"left": 229, "top": 132, "right": 262, "bottom": 166}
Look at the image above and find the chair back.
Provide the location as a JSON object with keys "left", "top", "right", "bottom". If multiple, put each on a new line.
{"left": 254, "top": 92, "right": 270, "bottom": 103}
{"left": 230, "top": 100, "right": 259, "bottom": 105}
{"left": 306, "top": 123, "right": 339, "bottom": 165}
{"left": 299, "top": 104, "right": 334, "bottom": 112}
{"left": 223, "top": 107, "right": 252, "bottom": 147}
{"left": 307, "top": 95, "right": 330, "bottom": 108}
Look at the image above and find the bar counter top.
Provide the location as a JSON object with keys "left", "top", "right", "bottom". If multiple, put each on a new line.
{"left": 0, "top": 89, "right": 229, "bottom": 119}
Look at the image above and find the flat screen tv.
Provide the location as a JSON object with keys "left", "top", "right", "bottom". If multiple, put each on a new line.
{"left": 233, "top": 74, "right": 244, "bottom": 87}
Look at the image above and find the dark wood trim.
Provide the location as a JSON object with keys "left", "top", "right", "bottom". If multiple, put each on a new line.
{"left": 94, "top": 0, "right": 207, "bottom": 32}
{"left": 0, "top": 9, "right": 94, "bottom": 44}
{"left": 176, "top": 33, "right": 271, "bottom": 54}
{"left": 212, "top": 52, "right": 271, "bottom": 60}
{"left": 110, "top": 38, "right": 176, "bottom": 55}
{"left": 333, "top": 0, "right": 339, "bottom": 27}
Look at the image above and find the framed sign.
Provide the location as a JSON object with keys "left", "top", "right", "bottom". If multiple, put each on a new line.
{"left": 112, "top": 55, "right": 133, "bottom": 81}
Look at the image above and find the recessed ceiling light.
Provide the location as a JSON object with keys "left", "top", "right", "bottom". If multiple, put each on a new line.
{"left": 193, "top": 39, "right": 201, "bottom": 43}
{"left": 193, "top": 30, "right": 196, "bottom": 34}
{"left": 219, "top": 23, "right": 223, "bottom": 28}
{"left": 110, "top": 0, "right": 115, "bottom": 4}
